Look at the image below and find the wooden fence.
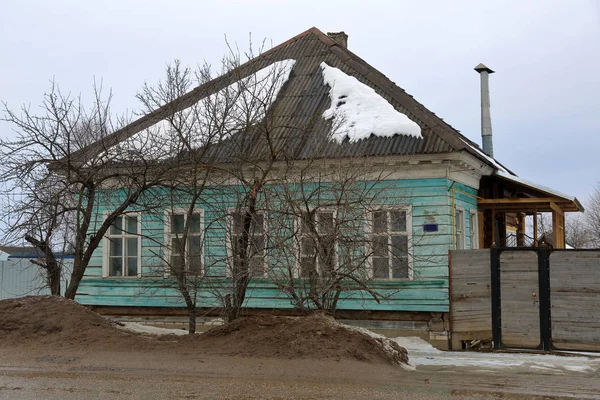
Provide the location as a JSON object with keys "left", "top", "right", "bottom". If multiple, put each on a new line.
{"left": 449, "top": 249, "right": 600, "bottom": 352}
{"left": 0, "top": 259, "right": 72, "bottom": 300}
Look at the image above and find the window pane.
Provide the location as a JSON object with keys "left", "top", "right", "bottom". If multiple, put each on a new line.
{"left": 110, "top": 238, "right": 122, "bottom": 257}
{"left": 110, "top": 217, "right": 122, "bottom": 235}
{"left": 127, "top": 237, "right": 138, "bottom": 257}
{"left": 172, "top": 214, "right": 185, "bottom": 234}
{"left": 300, "top": 212, "right": 312, "bottom": 234}
{"left": 249, "top": 257, "right": 264, "bottom": 277}
{"left": 456, "top": 210, "right": 464, "bottom": 230}
{"left": 253, "top": 213, "right": 264, "bottom": 233}
{"left": 232, "top": 212, "right": 241, "bottom": 232}
{"left": 126, "top": 215, "right": 138, "bottom": 234}
{"left": 373, "top": 211, "right": 387, "bottom": 233}
{"left": 109, "top": 257, "right": 122, "bottom": 276}
{"left": 301, "top": 237, "right": 315, "bottom": 255}
{"left": 392, "top": 257, "right": 409, "bottom": 279}
{"left": 391, "top": 211, "right": 407, "bottom": 232}
{"left": 170, "top": 255, "right": 184, "bottom": 271}
{"left": 319, "top": 212, "right": 334, "bottom": 234}
{"left": 251, "top": 236, "right": 265, "bottom": 255}
{"left": 319, "top": 249, "right": 335, "bottom": 273}
{"left": 300, "top": 258, "right": 313, "bottom": 278}
{"left": 372, "top": 235, "right": 387, "bottom": 257}
{"left": 127, "top": 257, "right": 137, "bottom": 276}
{"left": 189, "top": 214, "right": 201, "bottom": 233}
{"left": 391, "top": 235, "right": 408, "bottom": 256}
{"left": 171, "top": 237, "right": 183, "bottom": 255}
{"left": 189, "top": 236, "right": 202, "bottom": 257}
{"left": 188, "top": 255, "right": 202, "bottom": 273}
{"left": 373, "top": 257, "right": 389, "bottom": 279}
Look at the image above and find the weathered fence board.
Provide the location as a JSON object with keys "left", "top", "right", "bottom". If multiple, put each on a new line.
{"left": 550, "top": 251, "right": 600, "bottom": 351}
{"left": 500, "top": 251, "right": 540, "bottom": 348}
{"left": 451, "top": 248, "right": 600, "bottom": 352}
{"left": 449, "top": 249, "right": 492, "bottom": 345}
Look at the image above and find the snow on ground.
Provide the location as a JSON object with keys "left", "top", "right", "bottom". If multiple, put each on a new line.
{"left": 117, "top": 322, "right": 191, "bottom": 336}
{"left": 395, "top": 336, "right": 600, "bottom": 374}
{"left": 320, "top": 62, "right": 422, "bottom": 142}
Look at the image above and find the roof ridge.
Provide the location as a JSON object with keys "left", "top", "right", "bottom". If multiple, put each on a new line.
{"left": 305, "top": 29, "right": 514, "bottom": 168}
{"left": 68, "top": 28, "right": 323, "bottom": 164}
{"left": 69, "top": 27, "right": 500, "bottom": 171}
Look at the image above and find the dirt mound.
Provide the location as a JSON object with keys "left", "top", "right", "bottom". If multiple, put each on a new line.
{"left": 0, "top": 296, "right": 132, "bottom": 348}
{"left": 0, "top": 297, "right": 407, "bottom": 366}
{"left": 195, "top": 313, "right": 408, "bottom": 365}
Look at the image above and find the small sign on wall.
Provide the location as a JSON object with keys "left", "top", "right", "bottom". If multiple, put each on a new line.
{"left": 423, "top": 223, "right": 438, "bottom": 232}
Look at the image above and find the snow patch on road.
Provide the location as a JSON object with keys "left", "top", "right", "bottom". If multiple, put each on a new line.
{"left": 117, "top": 322, "right": 191, "bottom": 336}
{"left": 394, "top": 336, "right": 600, "bottom": 374}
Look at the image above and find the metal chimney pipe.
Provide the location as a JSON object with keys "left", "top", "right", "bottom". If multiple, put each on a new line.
{"left": 474, "top": 63, "right": 495, "bottom": 158}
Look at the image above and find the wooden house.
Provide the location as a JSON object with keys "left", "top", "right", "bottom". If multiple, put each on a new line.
{"left": 73, "top": 28, "right": 581, "bottom": 343}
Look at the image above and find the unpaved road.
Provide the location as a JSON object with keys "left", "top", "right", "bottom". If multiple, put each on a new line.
{"left": 1, "top": 349, "right": 599, "bottom": 399}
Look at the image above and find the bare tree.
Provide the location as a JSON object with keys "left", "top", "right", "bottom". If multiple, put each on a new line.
{"left": 585, "top": 183, "right": 600, "bottom": 247}
{"left": 136, "top": 42, "right": 298, "bottom": 325}
{"left": 264, "top": 161, "right": 404, "bottom": 315}
{"left": 136, "top": 60, "right": 228, "bottom": 333}
{"left": 196, "top": 46, "right": 298, "bottom": 322}
{"left": 564, "top": 213, "right": 592, "bottom": 249}
{"left": 0, "top": 81, "right": 166, "bottom": 298}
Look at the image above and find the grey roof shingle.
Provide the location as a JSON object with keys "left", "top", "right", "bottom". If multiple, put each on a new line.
{"left": 74, "top": 27, "right": 497, "bottom": 168}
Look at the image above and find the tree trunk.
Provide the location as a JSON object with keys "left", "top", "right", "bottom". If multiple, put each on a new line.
{"left": 25, "top": 234, "right": 61, "bottom": 296}
{"left": 64, "top": 258, "right": 84, "bottom": 300}
{"left": 188, "top": 307, "right": 196, "bottom": 334}
{"left": 47, "top": 261, "right": 61, "bottom": 296}
{"left": 227, "top": 187, "right": 259, "bottom": 322}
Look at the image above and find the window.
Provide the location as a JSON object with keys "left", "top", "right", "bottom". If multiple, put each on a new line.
{"left": 469, "top": 210, "right": 479, "bottom": 249}
{"left": 455, "top": 207, "right": 465, "bottom": 250}
{"left": 104, "top": 214, "right": 141, "bottom": 277}
{"left": 369, "top": 208, "right": 411, "bottom": 279}
{"left": 165, "top": 210, "right": 203, "bottom": 273}
{"left": 297, "top": 210, "right": 336, "bottom": 277}
{"left": 229, "top": 211, "right": 266, "bottom": 278}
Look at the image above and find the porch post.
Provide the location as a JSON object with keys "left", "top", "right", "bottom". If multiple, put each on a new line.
{"left": 550, "top": 203, "right": 565, "bottom": 249}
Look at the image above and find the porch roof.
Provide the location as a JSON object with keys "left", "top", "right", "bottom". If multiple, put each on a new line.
{"left": 479, "top": 170, "right": 583, "bottom": 213}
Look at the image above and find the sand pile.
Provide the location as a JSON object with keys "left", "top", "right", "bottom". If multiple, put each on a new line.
{"left": 196, "top": 313, "right": 408, "bottom": 365}
{"left": 0, "top": 296, "right": 408, "bottom": 365}
{"left": 0, "top": 295, "right": 132, "bottom": 348}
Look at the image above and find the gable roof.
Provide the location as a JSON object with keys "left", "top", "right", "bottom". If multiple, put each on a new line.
{"left": 73, "top": 27, "right": 506, "bottom": 170}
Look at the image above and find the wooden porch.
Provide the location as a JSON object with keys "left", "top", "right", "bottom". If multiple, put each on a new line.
{"left": 477, "top": 173, "right": 583, "bottom": 249}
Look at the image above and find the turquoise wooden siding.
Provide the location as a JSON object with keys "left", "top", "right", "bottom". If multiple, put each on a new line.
{"left": 76, "top": 177, "right": 479, "bottom": 313}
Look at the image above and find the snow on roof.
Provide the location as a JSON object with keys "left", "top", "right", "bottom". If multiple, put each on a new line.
{"left": 495, "top": 169, "right": 576, "bottom": 202}
{"left": 320, "top": 62, "right": 422, "bottom": 143}
{"left": 96, "top": 59, "right": 296, "bottom": 162}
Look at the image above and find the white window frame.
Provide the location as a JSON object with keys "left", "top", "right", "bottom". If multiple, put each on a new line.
{"left": 469, "top": 209, "right": 479, "bottom": 250}
{"left": 294, "top": 208, "right": 339, "bottom": 278}
{"left": 163, "top": 208, "right": 205, "bottom": 276}
{"left": 455, "top": 206, "right": 466, "bottom": 250}
{"left": 366, "top": 205, "right": 413, "bottom": 280}
{"left": 102, "top": 212, "right": 142, "bottom": 278}
{"left": 226, "top": 208, "right": 268, "bottom": 279}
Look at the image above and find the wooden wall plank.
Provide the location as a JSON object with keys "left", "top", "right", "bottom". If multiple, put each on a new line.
{"left": 500, "top": 251, "right": 540, "bottom": 348}
{"left": 550, "top": 251, "right": 600, "bottom": 351}
{"left": 449, "top": 249, "right": 492, "bottom": 337}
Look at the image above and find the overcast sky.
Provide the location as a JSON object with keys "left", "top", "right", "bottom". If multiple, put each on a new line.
{"left": 1, "top": 0, "right": 599, "bottom": 204}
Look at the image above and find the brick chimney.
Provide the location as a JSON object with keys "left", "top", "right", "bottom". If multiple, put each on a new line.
{"left": 327, "top": 31, "right": 348, "bottom": 49}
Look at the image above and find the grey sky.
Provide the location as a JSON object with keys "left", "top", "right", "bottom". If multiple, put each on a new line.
{"left": 1, "top": 0, "right": 599, "bottom": 203}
